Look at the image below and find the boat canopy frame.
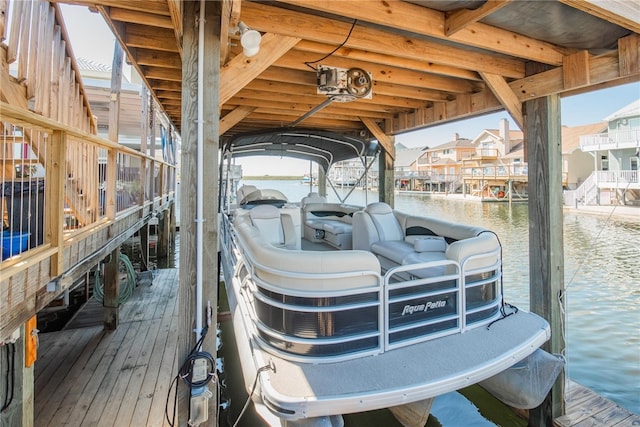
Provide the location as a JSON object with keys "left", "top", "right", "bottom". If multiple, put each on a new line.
{"left": 222, "top": 128, "right": 379, "bottom": 173}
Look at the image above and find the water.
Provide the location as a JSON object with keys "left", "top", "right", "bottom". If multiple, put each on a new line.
{"left": 221, "top": 180, "right": 640, "bottom": 424}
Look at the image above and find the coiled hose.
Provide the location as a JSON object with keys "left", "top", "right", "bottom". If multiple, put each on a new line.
{"left": 93, "top": 253, "right": 137, "bottom": 304}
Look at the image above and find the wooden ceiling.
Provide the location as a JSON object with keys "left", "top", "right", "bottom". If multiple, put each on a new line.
{"left": 56, "top": 0, "right": 639, "bottom": 144}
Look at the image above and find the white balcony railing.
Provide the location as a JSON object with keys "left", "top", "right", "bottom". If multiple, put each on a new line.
{"left": 580, "top": 129, "right": 640, "bottom": 151}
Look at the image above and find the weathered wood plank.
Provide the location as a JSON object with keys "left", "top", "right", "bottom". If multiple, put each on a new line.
{"left": 33, "top": 326, "right": 100, "bottom": 421}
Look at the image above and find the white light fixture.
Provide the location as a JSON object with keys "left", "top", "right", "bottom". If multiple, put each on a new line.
{"left": 238, "top": 21, "right": 261, "bottom": 57}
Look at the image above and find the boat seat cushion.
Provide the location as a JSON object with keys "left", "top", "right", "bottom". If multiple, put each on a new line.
{"left": 370, "top": 240, "right": 415, "bottom": 265}
{"left": 366, "top": 202, "right": 404, "bottom": 241}
{"left": 301, "top": 202, "right": 359, "bottom": 249}
{"left": 249, "top": 205, "right": 298, "bottom": 249}
{"left": 321, "top": 220, "right": 352, "bottom": 235}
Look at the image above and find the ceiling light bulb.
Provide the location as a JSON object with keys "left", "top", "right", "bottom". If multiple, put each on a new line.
{"left": 238, "top": 22, "right": 261, "bottom": 57}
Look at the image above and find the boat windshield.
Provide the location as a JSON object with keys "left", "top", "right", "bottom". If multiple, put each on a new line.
{"left": 239, "top": 188, "right": 289, "bottom": 209}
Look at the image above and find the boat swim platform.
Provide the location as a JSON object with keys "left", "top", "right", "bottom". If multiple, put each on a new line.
{"left": 32, "top": 268, "right": 638, "bottom": 427}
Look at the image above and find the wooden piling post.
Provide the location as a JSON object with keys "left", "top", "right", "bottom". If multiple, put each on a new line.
{"left": 103, "top": 247, "right": 120, "bottom": 330}
{"left": 524, "top": 92, "right": 566, "bottom": 424}
{"left": 178, "top": 1, "right": 220, "bottom": 424}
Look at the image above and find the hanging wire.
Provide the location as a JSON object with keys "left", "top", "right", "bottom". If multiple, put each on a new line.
{"left": 304, "top": 19, "right": 358, "bottom": 71}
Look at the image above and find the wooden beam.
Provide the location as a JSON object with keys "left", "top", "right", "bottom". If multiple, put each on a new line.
{"left": 219, "top": 32, "right": 300, "bottom": 105}
{"left": 558, "top": 0, "right": 640, "bottom": 33}
{"left": 166, "top": 0, "right": 182, "bottom": 56}
{"left": 220, "top": 105, "right": 255, "bottom": 134}
{"left": 511, "top": 52, "right": 639, "bottom": 102}
{"left": 445, "top": 0, "right": 511, "bottom": 36}
{"left": 141, "top": 65, "right": 181, "bottom": 81}
{"left": 234, "top": 87, "right": 420, "bottom": 113}
{"left": 123, "top": 23, "right": 179, "bottom": 52}
{"left": 276, "top": 0, "right": 569, "bottom": 66}
{"left": 361, "top": 117, "right": 394, "bottom": 160}
{"left": 220, "top": 0, "right": 239, "bottom": 64}
{"left": 619, "top": 34, "right": 640, "bottom": 77}
{"left": 275, "top": 49, "right": 477, "bottom": 94}
{"left": 107, "top": 7, "right": 173, "bottom": 28}
{"left": 241, "top": 2, "right": 526, "bottom": 78}
{"left": 49, "top": 0, "right": 171, "bottom": 16}
{"left": 295, "top": 40, "right": 481, "bottom": 81}
{"left": 130, "top": 48, "right": 181, "bottom": 69}
{"left": 563, "top": 50, "right": 591, "bottom": 90}
{"left": 479, "top": 71, "right": 523, "bottom": 129}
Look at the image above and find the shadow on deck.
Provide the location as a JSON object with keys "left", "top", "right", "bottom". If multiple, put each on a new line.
{"left": 34, "top": 269, "right": 179, "bottom": 427}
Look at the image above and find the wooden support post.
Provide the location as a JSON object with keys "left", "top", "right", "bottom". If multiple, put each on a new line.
{"left": 140, "top": 88, "right": 149, "bottom": 208}
{"left": 0, "top": 324, "right": 34, "bottom": 427}
{"left": 378, "top": 145, "right": 395, "bottom": 207}
{"left": 45, "top": 130, "right": 66, "bottom": 276}
{"left": 524, "top": 92, "right": 566, "bottom": 424}
{"left": 139, "top": 223, "right": 149, "bottom": 271}
{"left": 103, "top": 247, "right": 120, "bottom": 330}
{"left": 108, "top": 40, "right": 123, "bottom": 144}
{"left": 178, "top": 1, "right": 220, "bottom": 424}
{"left": 157, "top": 210, "right": 169, "bottom": 259}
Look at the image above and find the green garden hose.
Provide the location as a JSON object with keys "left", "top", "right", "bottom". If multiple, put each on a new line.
{"left": 93, "top": 253, "right": 137, "bottom": 304}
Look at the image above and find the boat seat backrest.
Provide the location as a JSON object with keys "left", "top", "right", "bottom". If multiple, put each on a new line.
{"left": 236, "top": 185, "right": 257, "bottom": 204}
{"left": 300, "top": 192, "right": 327, "bottom": 208}
{"left": 249, "top": 205, "right": 298, "bottom": 249}
{"left": 249, "top": 205, "right": 285, "bottom": 246}
{"left": 366, "top": 202, "right": 404, "bottom": 241}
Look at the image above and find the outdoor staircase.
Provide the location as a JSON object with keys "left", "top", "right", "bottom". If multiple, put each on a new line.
{"left": 564, "top": 172, "right": 598, "bottom": 206}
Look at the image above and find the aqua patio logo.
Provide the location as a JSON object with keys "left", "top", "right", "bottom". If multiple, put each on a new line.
{"left": 401, "top": 300, "right": 446, "bottom": 316}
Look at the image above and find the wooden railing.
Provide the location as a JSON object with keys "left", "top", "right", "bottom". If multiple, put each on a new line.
{"left": 0, "top": 103, "right": 176, "bottom": 340}
{"left": 2, "top": 0, "right": 96, "bottom": 133}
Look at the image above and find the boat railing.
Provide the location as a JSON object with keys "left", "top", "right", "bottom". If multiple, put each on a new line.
{"left": 383, "top": 249, "right": 502, "bottom": 351}
{"left": 224, "top": 211, "right": 506, "bottom": 362}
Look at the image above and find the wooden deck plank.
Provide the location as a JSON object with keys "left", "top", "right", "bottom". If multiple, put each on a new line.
{"left": 34, "top": 269, "right": 180, "bottom": 427}
{"left": 45, "top": 325, "right": 130, "bottom": 427}
{"left": 146, "top": 279, "right": 180, "bottom": 427}
{"left": 555, "top": 381, "right": 640, "bottom": 427}
{"left": 34, "top": 326, "right": 101, "bottom": 421}
{"left": 34, "top": 327, "right": 87, "bottom": 389}
{"left": 96, "top": 319, "right": 154, "bottom": 427}
{"left": 131, "top": 273, "right": 178, "bottom": 425}
{"left": 113, "top": 278, "right": 175, "bottom": 426}
{"left": 46, "top": 321, "right": 135, "bottom": 427}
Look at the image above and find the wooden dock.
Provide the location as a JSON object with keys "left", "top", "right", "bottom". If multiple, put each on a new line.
{"left": 34, "top": 269, "right": 179, "bottom": 427}
{"left": 555, "top": 381, "right": 640, "bottom": 427}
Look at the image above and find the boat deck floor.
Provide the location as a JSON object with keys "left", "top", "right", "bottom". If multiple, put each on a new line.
{"left": 34, "top": 269, "right": 179, "bottom": 427}
{"left": 233, "top": 301, "right": 549, "bottom": 419}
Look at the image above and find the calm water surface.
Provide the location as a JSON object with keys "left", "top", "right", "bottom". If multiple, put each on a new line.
{"left": 211, "top": 180, "right": 639, "bottom": 425}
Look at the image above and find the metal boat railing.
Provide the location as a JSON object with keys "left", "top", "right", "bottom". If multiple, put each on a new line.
{"left": 221, "top": 212, "right": 505, "bottom": 363}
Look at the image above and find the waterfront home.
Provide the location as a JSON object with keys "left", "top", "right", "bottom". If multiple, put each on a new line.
{"left": 561, "top": 122, "right": 608, "bottom": 190}
{"left": 565, "top": 99, "right": 640, "bottom": 206}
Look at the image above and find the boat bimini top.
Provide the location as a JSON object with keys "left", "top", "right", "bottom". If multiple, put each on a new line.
{"left": 222, "top": 128, "right": 379, "bottom": 173}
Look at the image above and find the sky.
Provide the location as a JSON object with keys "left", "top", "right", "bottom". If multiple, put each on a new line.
{"left": 58, "top": 5, "right": 640, "bottom": 176}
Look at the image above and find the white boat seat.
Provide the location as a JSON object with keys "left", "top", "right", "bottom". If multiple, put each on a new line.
{"left": 300, "top": 192, "right": 327, "bottom": 208}
{"left": 320, "top": 220, "right": 352, "bottom": 235}
{"left": 249, "top": 204, "right": 297, "bottom": 250}
{"left": 366, "top": 202, "right": 404, "bottom": 241}
{"left": 236, "top": 184, "right": 257, "bottom": 204}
